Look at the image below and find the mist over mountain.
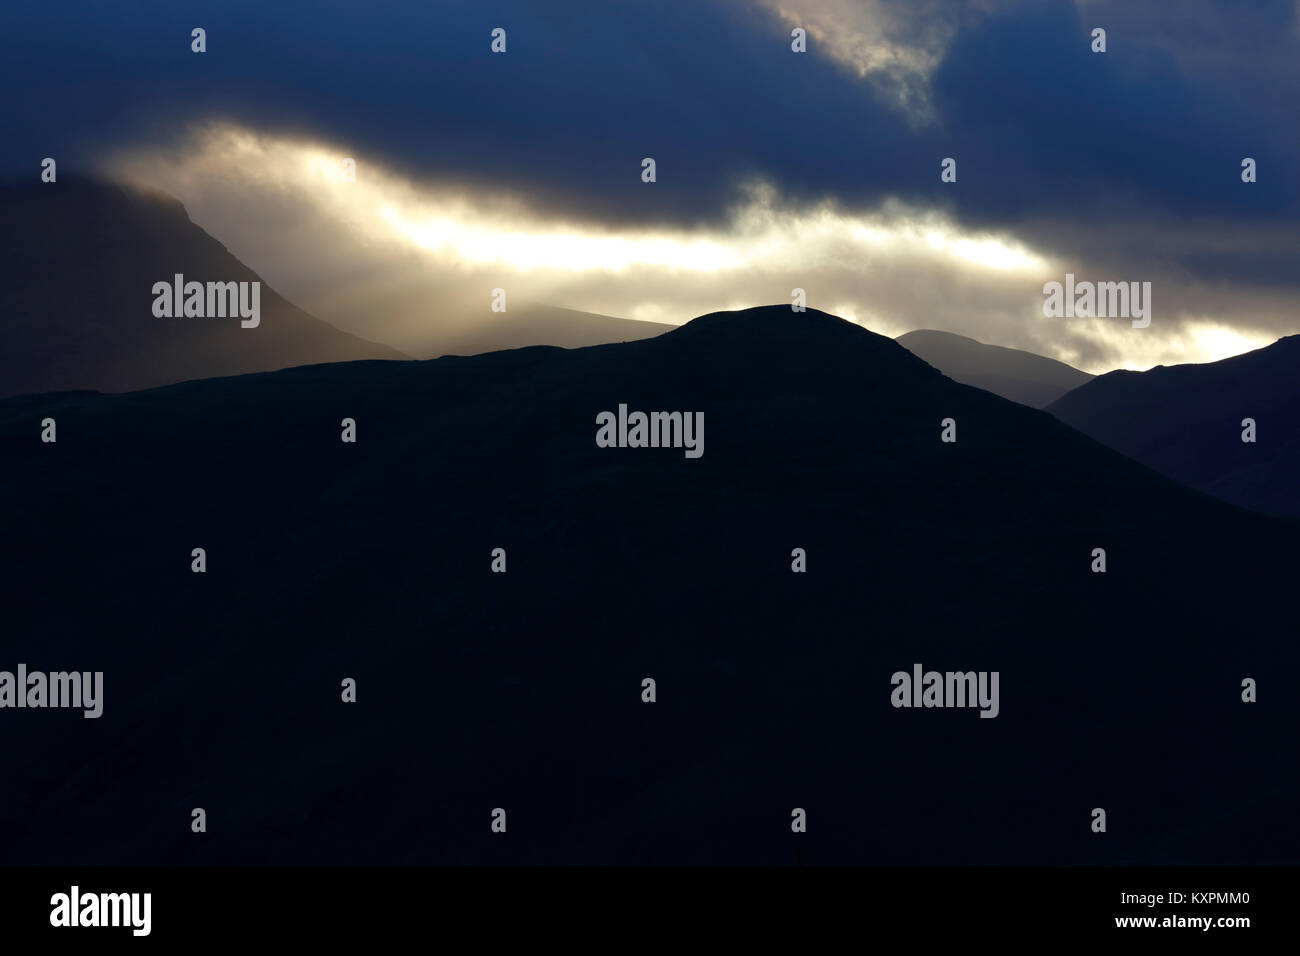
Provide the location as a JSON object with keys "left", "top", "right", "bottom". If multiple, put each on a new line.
{"left": 0, "top": 179, "right": 407, "bottom": 397}
{"left": 424, "top": 304, "right": 674, "bottom": 359}
{"left": 1, "top": 306, "right": 1294, "bottom": 865}
{"left": 898, "top": 329, "right": 1095, "bottom": 408}
{"left": 1048, "top": 335, "right": 1300, "bottom": 517}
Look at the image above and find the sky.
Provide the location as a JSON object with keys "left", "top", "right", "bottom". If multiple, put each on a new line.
{"left": 4, "top": 0, "right": 1299, "bottom": 370}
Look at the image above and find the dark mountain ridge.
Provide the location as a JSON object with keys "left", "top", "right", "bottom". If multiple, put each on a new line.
{"left": 0, "top": 178, "right": 407, "bottom": 397}
{"left": 1, "top": 306, "right": 1294, "bottom": 865}
{"left": 1048, "top": 334, "right": 1300, "bottom": 516}
{"left": 898, "top": 328, "right": 1095, "bottom": 407}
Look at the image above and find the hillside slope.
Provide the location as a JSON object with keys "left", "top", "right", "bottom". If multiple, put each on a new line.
{"left": 0, "top": 179, "right": 408, "bottom": 397}
{"left": 1048, "top": 335, "right": 1300, "bottom": 516}
{"left": 1, "top": 306, "right": 1294, "bottom": 865}
{"left": 898, "top": 328, "right": 1094, "bottom": 407}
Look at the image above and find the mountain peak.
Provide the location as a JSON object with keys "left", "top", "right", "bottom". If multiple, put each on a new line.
{"left": 656, "top": 305, "right": 934, "bottom": 383}
{"left": 669, "top": 305, "right": 875, "bottom": 345}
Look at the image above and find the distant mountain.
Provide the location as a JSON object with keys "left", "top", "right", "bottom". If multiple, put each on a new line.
{"left": 2, "top": 306, "right": 1296, "bottom": 865}
{"left": 0, "top": 179, "right": 407, "bottom": 397}
{"left": 1048, "top": 334, "right": 1300, "bottom": 517}
{"left": 425, "top": 304, "right": 674, "bottom": 358}
{"left": 898, "top": 329, "right": 1094, "bottom": 407}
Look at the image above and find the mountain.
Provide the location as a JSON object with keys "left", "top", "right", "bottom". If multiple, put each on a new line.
{"left": 897, "top": 329, "right": 1094, "bottom": 407}
{"left": 424, "top": 304, "right": 674, "bottom": 358}
{"left": 1, "top": 306, "right": 1296, "bottom": 866}
{"left": 0, "top": 179, "right": 408, "bottom": 397}
{"left": 1048, "top": 335, "right": 1300, "bottom": 517}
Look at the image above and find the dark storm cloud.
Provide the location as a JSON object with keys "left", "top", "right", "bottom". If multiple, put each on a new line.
{"left": 3, "top": 0, "right": 1298, "bottom": 301}
{"left": 5, "top": 2, "right": 1296, "bottom": 210}
{"left": 3, "top": 0, "right": 919, "bottom": 225}
{"left": 929, "top": 0, "right": 1300, "bottom": 280}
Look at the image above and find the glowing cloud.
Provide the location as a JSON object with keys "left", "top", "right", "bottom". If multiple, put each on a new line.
{"left": 105, "top": 122, "right": 1286, "bottom": 372}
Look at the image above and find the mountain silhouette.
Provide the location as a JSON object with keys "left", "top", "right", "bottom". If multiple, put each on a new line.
{"left": 0, "top": 179, "right": 408, "bottom": 397}
{"left": 1, "top": 306, "right": 1294, "bottom": 865}
{"left": 898, "top": 329, "right": 1094, "bottom": 407}
{"left": 1048, "top": 335, "right": 1300, "bottom": 517}
{"left": 424, "top": 304, "right": 674, "bottom": 358}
